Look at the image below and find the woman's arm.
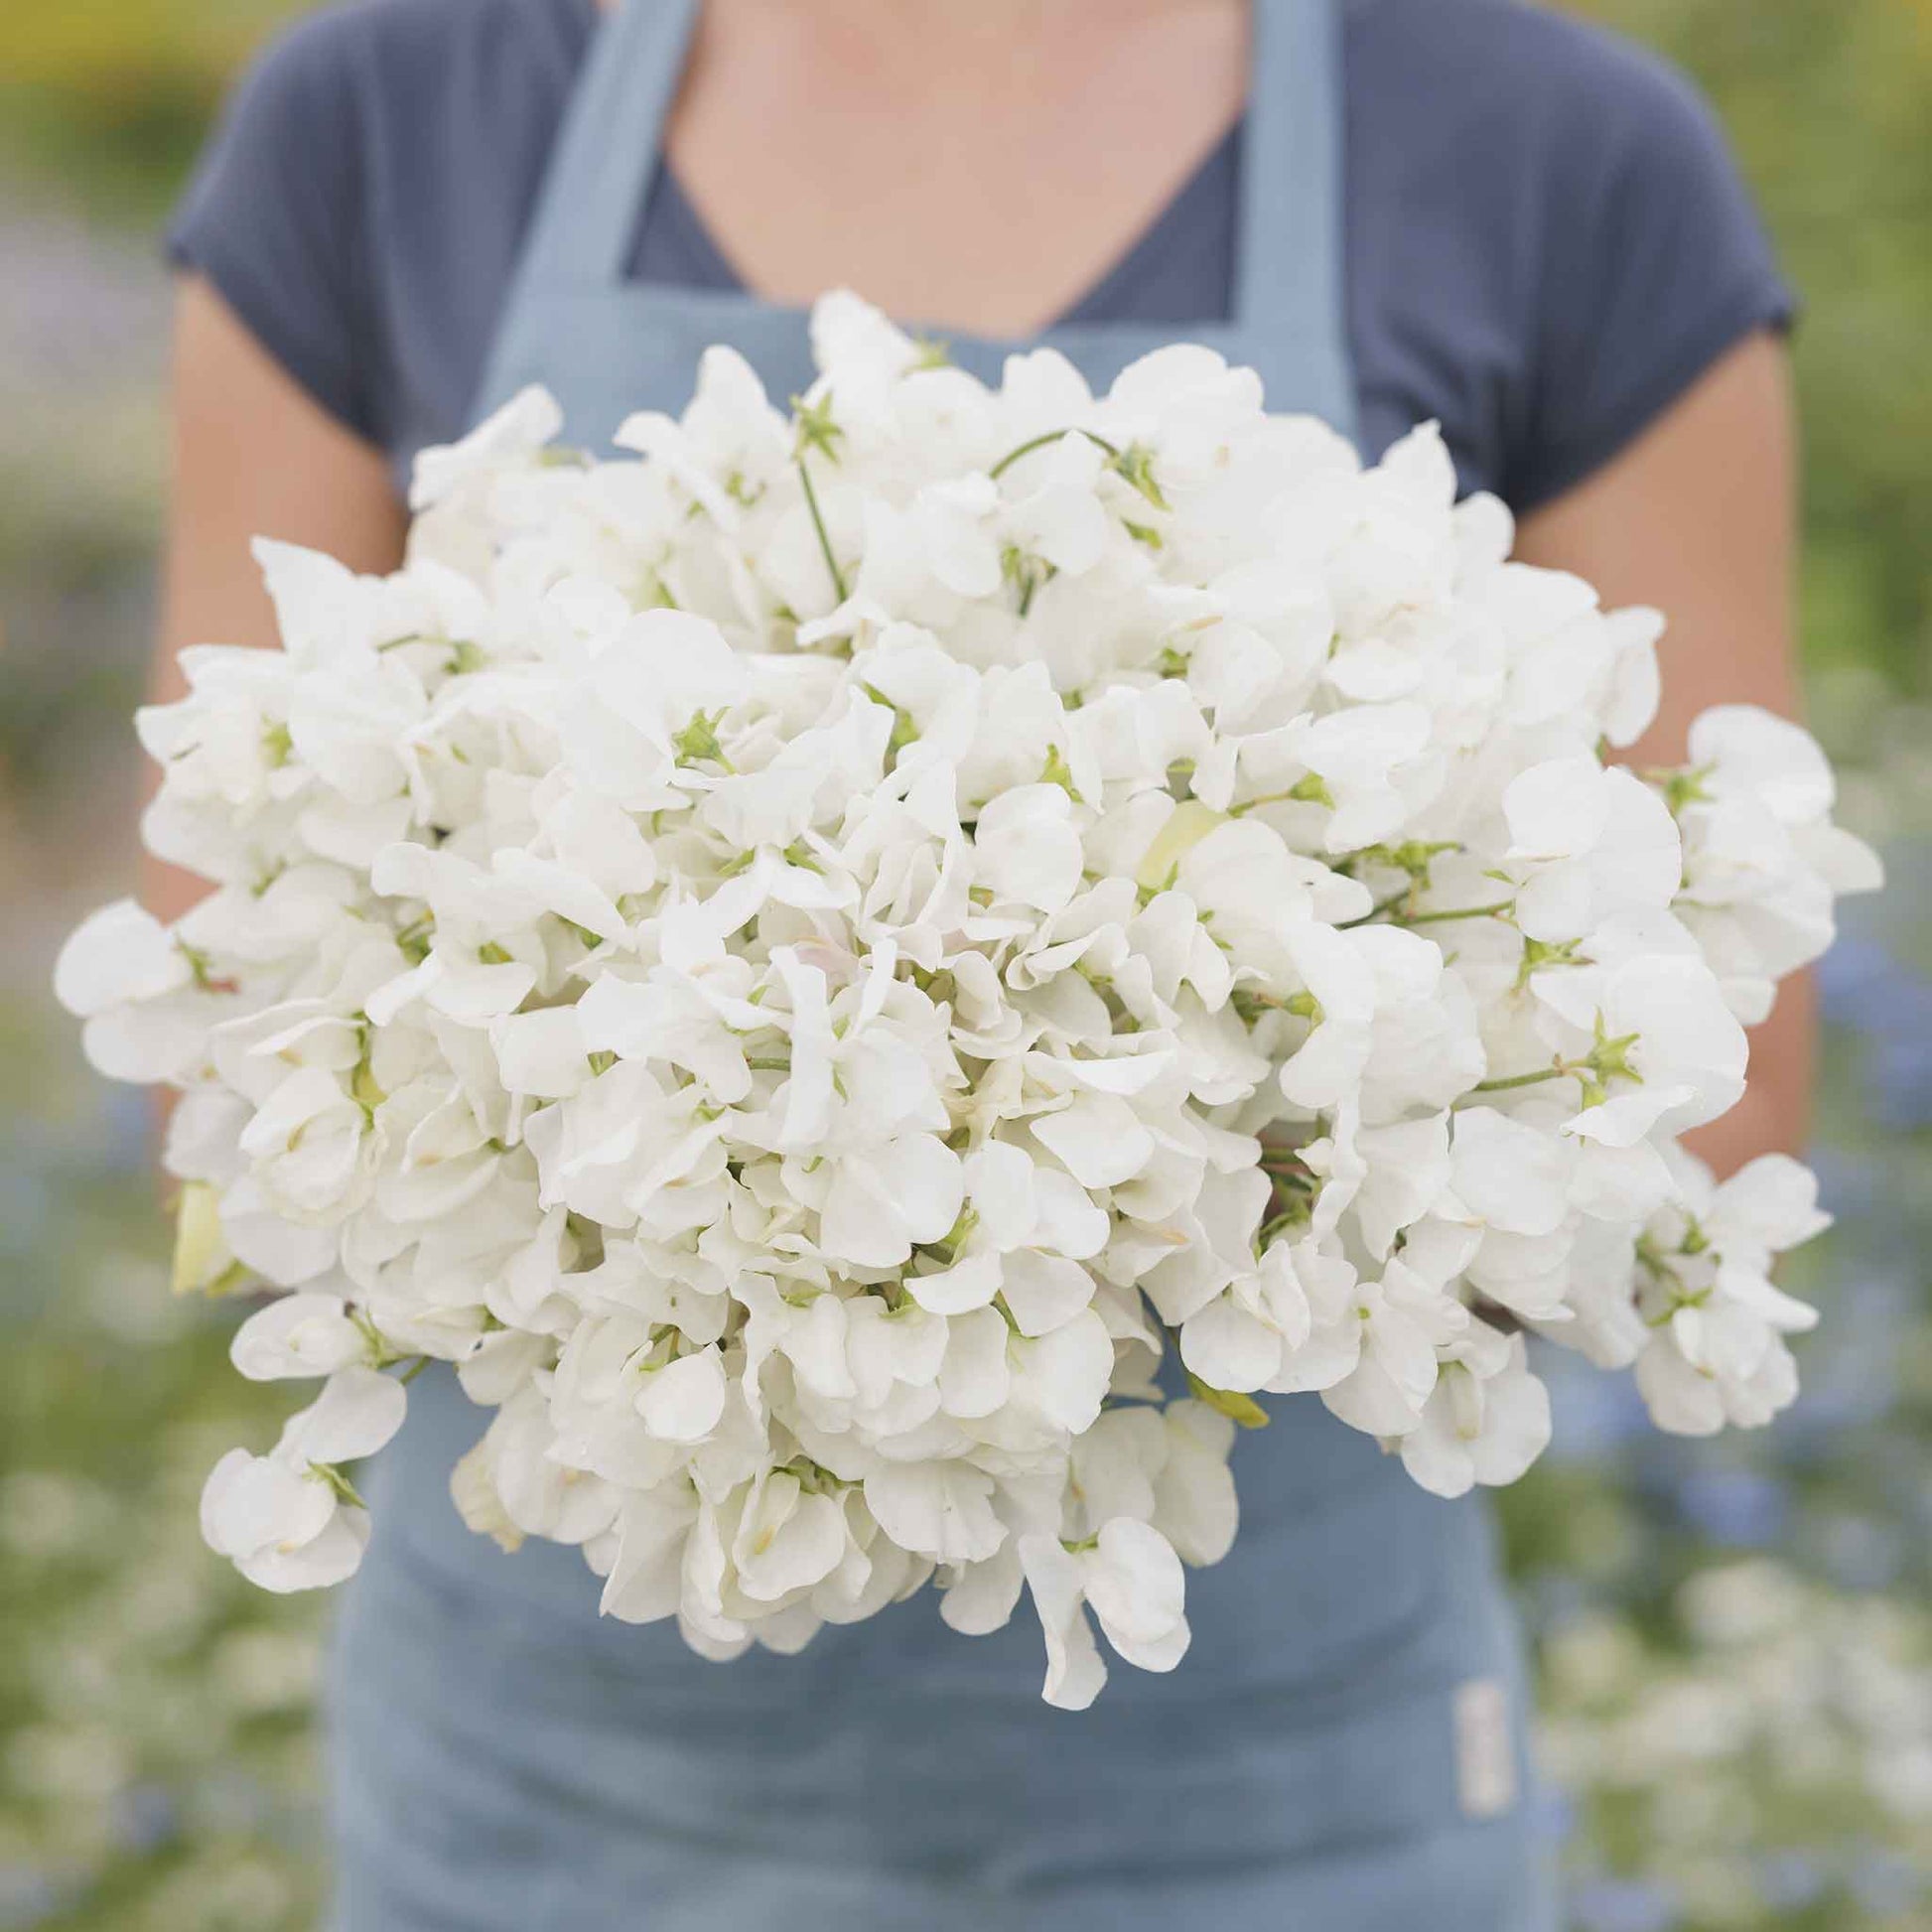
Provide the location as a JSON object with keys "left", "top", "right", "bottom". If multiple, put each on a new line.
{"left": 147, "top": 276, "right": 408, "bottom": 923}
{"left": 1515, "top": 329, "right": 1812, "bottom": 1174}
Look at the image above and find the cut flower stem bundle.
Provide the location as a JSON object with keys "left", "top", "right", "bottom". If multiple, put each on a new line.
{"left": 56, "top": 294, "right": 1880, "bottom": 1709}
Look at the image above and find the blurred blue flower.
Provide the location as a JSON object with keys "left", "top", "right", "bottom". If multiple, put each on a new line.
{"left": 102, "top": 1081, "right": 156, "bottom": 1173}
{"left": 1786, "top": 1347, "right": 1898, "bottom": 1446}
{"left": 112, "top": 1781, "right": 180, "bottom": 1856}
{"left": 1816, "top": 1514, "right": 1904, "bottom": 1591}
{"left": 1673, "top": 1467, "right": 1790, "bottom": 1547}
{"left": 0, "top": 1865, "right": 64, "bottom": 1932}
{"left": 1815, "top": 934, "right": 1892, "bottom": 1019}
{"left": 1816, "top": 935, "right": 1932, "bottom": 1038}
{"left": 1873, "top": 1036, "right": 1932, "bottom": 1130}
{"left": 1850, "top": 1846, "right": 1925, "bottom": 1915}
{"left": 1570, "top": 1873, "right": 1681, "bottom": 1932}
{"left": 1539, "top": 1354, "right": 1652, "bottom": 1463}
{"left": 1816, "top": 932, "right": 1932, "bottom": 1129}
{"left": 1757, "top": 1850, "right": 1828, "bottom": 1911}
{"left": 0, "top": 1165, "right": 51, "bottom": 1263}
{"left": 1528, "top": 1784, "right": 1578, "bottom": 1847}
{"left": 1804, "top": 1145, "right": 1886, "bottom": 1220}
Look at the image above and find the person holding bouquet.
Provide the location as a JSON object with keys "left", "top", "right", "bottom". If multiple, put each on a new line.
{"left": 153, "top": 0, "right": 1806, "bottom": 1924}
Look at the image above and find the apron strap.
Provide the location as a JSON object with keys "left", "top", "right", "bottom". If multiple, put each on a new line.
{"left": 479, "top": 0, "right": 1358, "bottom": 447}
{"left": 1236, "top": 0, "right": 1356, "bottom": 443}
{"left": 517, "top": 0, "right": 700, "bottom": 289}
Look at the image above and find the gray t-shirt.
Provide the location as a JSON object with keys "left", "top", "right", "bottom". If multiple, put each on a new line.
{"left": 168, "top": 0, "right": 1793, "bottom": 512}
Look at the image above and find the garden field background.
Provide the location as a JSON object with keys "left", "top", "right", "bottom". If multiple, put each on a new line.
{"left": 0, "top": 2, "right": 1927, "bottom": 1926}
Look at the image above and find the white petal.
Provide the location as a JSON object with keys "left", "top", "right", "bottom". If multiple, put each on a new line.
{"left": 864, "top": 1460, "right": 1006, "bottom": 1566}
{"left": 280, "top": 1366, "right": 408, "bottom": 1465}
{"left": 997, "top": 1249, "right": 1096, "bottom": 1337}
{"left": 636, "top": 1349, "right": 727, "bottom": 1443}
{"left": 1033, "top": 1095, "right": 1154, "bottom": 1190}
{"left": 54, "top": 899, "right": 190, "bottom": 1017}
{"left": 229, "top": 1294, "right": 364, "bottom": 1382}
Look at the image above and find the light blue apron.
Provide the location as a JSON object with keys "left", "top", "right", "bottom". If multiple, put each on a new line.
{"left": 330, "top": 3, "right": 1560, "bottom": 1924}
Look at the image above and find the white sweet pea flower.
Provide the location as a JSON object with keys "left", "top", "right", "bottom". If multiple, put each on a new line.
{"left": 229, "top": 1293, "right": 369, "bottom": 1381}
{"left": 972, "top": 783, "right": 1086, "bottom": 913}
{"left": 410, "top": 385, "right": 563, "bottom": 512}
{"left": 1400, "top": 1326, "right": 1552, "bottom": 1497}
{"left": 1533, "top": 952, "right": 1748, "bottom": 1147}
{"left": 1630, "top": 1150, "right": 1827, "bottom": 1437}
{"left": 1018, "top": 1519, "right": 1190, "bottom": 1712}
{"left": 1276, "top": 701, "right": 1436, "bottom": 852}
{"left": 238, "top": 1066, "right": 376, "bottom": 1223}
{"left": 1178, "top": 1241, "right": 1311, "bottom": 1394}
{"left": 199, "top": 1366, "right": 407, "bottom": 1591}
{"left": 730, "top": 1467, "right": 850, "bottom": 1604}
{"left": 1670, "top": 706, "right": 1882, "bottom": 1021}
{"left": 999, "top": 427, "right": 1112, "bottom": 576}
{"left": 200, "top": 1448, "right": 367, "bottom": 1593}
{"left": 864, "top": 1461, "right": 1006, "bottom": 1567}
{"left": 54, "top": 898, "right": 217, "bottom": 1085}
{"left": 561, "top": 610, "right": 752, "bottom": 809}
{"left": 635, "top": 1347, "right": 729, "bottom": 1444}
{"left": 1503, "top": 757, "right": 1682, "bottom": 944}
{"left": 1264, "top": 1240, "right": 1462, "bottom": 1439}
{"left": 55, "top": 288, "right": 1864, "bottom": 1702}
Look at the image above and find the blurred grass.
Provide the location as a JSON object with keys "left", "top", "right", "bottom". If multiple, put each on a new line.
{"left": 0, "top": 2, "right": 1928, "bottom": 1928}
{"left": 0, "top": 3, "right": 306, "bottom": 225}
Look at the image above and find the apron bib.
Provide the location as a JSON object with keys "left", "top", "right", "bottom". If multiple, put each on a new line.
{"left": 330, "top": 5, "right": 1558, "bottom": 1924}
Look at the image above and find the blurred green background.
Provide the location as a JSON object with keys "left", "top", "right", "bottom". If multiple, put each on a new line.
{"left": 0, "top": 3, "right": 1927, "bottom": 1928}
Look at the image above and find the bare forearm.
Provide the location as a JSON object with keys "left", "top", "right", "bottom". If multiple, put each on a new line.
{"left": 148, "top": 278, "right": 406, "bottom": 922}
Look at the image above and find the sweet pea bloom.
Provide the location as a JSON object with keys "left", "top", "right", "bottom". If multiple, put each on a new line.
{"left": 58, "top": 292, "right": 1876, "bottom": 1704}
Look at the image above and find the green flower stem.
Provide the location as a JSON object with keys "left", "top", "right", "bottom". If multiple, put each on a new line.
{"left": 796, "top": 456, "right": 849, "bottom": 604}
{"left": 1399, "top": 899, "right": 1516, "bottom": 926}
{"left": 1472, "top": 1063, "right": 1576, "bottom": 1095}
{"left": 1339, "top": 891, "right": 1411, "bottom": 928}
{"left": 1229, "top": 775, "right": 1335, "bottom": 818}
{"left": 988, "top": 426, "right": 1124, "bottom": 481}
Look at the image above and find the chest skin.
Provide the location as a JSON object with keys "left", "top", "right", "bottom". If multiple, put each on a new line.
{"left": 654, "top": 0, "right": 1250, "bottom": 340}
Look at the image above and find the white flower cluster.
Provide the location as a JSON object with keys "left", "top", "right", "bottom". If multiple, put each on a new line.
{"left": 56, "top": 295, "right": 1878, "bottom": 1707}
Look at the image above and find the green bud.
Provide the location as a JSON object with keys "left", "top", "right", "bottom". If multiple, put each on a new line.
{"left": 790, "top": 391, "right": 844, "bottom": 464}
{"left": 350, "top": 1057, "right": 386, "bottom": 1110}
{"left": 172, "top": 1182, "right": 245, "bottom": 1298}
{"left": 1112, "top": 441, "right": 1170, "bottom": 511}
{"left": 311, "top": 1462, "right": 369, "bottom": 1511}
{"left": 1185, "top": 1373, "right": 1272, "bottom": 1430}
{"left": 1039, "top": 743, "right": 1083, "bottom": 801}
{"left": 672, "top": 710, "right": 731, "bottom": 770}
{"left": 1134, "top": 799, "right": 1227, "bottom": 893}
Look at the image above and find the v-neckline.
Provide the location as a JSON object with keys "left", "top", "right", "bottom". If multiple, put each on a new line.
{"left": 560, "top": 0, "right": 1245, "bottom": 336}
{"left": 641, "top": 124, "right": 1244, "bottom": 336}
{"left": 643, "top": 122, "right": 1243, "bottom": 336}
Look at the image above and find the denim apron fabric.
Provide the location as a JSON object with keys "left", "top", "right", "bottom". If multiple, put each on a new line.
{"left": 329, "top": 3, "right": 1561, "bottom": 1924}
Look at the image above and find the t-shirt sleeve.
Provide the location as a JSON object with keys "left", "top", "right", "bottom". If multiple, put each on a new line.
{"left": 1506, "top": 40, "right": 1796, "bottom": 513}
{"left": 166, "top": 9, "right": 379, "bottom": 444}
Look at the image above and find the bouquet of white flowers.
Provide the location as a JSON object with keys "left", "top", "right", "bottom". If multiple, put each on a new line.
{"left": 56, "top": 294, "right": 1879, "bottom": 1709}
